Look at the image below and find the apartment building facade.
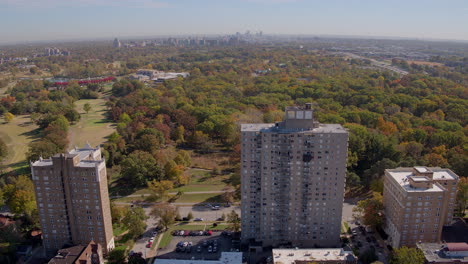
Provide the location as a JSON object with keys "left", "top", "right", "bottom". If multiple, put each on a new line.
{"left": 31, "top": 144, "right": 114, "bottom": 256}
{"left": 241, "top": 104, "right": 349, "bottom": 248}
{"left": 383, "top": 167, "right": 459, "bottom": 248}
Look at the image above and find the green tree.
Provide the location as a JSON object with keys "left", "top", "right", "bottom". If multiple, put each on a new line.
{"left": 2, "top": 175, "right": 37, "bottom": 216}
{"left": 120, "top": 151, "right": 163, "bottom": 187}
{"left": 456, "top": 177, "right": 468, "bottom": 217}
{"left": 353, "top": 192, "right": 384, "bottom": 228}
{"left": 150, "top": 203, "right": 178, "bottom": 230}
{"left": 227, "top": 210, "right": 241, "bottom": 232}
{"left": 122, "top": 207, "right": 147, "bottom": 239}
{"left": 83, "top": 103, "right": 91, "bottom": 114}
{"left": 0, "top": 137, "right": 7, "bottom": 161}
{"left": 107, "top": 247, "right": 127, "bottom": 264}
{"left": 187, "top": 211, "right": 193, "bottom": 221}
{"left": 390, "top": 247, "right": 425, "bottom": 264}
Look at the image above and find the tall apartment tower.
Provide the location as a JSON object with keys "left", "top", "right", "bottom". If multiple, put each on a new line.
{"left": 240, "top": 104, "right": 349, "bottom": 248}
{"left": 383, "top": 166, "right": 459, "bottom": 248}
{"left": 113, "top": 38, "right": 121, "bottom": 48}
{"left": 31, "top": 144, "right": 114, "bottom": 256}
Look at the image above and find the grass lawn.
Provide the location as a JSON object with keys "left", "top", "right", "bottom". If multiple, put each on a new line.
{"left": 113, "top": 225, "right": 127, "bottom": 237}
{"left": 68, "top": 98, "right": 114, "bottom": 147}
{"left": 175, "top": 193, "right": 223, "bottom": 203}
{"left": 209, "top": 224, "right": 229, "bottom": 231}
{"left": 170, "top": 168, "right": 230, "bottom": 193}
{"left": 0, "top": 115, "right": 40, "bottom": 171}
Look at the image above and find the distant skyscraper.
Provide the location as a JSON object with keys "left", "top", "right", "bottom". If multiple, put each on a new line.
{"left": 31, "top": 145, "right": 114, "bottom": 256}
{"left": 383, "top": 166, "right": 459, "bottom": 248}
{"left": 113, "top": 38, "right": 121, "bottom": 48}
{"left": 241, "top": 104, "right": 349, "bottom": 248}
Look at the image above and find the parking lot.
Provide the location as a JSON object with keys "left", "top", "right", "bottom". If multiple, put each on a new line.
{"left": 348, "top": 223, "right": 388, "bottom": 264}
{"left": 155, "top": 231, "right": 240, "bottom": 261}
{"left": 178, "top": 204, "right": 241, "bottom": 222}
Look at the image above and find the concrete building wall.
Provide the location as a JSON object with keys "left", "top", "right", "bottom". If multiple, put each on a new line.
{"left": 241, "top": 105, "right": 348, "bottom": 248}
{"left": 383, "top": 167, "right": 459, "bottom": 248}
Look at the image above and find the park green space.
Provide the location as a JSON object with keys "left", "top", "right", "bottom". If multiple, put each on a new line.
{"left": 0, "top": 115, "right": 39, "bottom": 171}
{"left": 68, "top": 98, "right": 114, "bottom": 147}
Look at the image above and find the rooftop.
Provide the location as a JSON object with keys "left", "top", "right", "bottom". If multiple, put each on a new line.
{"left": 241, "top": 123, "right": 346, "bottom": 134}
{"left": 153, "top": 252, "right": 242, "bottom": 264}
{"left": 31, "top": 144, "right": 104, "bottom": 168}
{"left": 417, "top": 243, "right": 468, "bottom": 263}
{"left": 385, "top": 167, "right": 459, "bottom": 192}
{"left": 48, "top": 245, "right": 86, "bottom": 264}
{"left": 272, "top": 248, "right": 357, "bottom": 263}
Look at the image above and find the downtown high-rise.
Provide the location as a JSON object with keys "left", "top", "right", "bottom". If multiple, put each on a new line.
{"left": 31, "top": 144, "right": 114, "bottom": 256}
{"left": 240, "top": 104, "right": 349, "bottom": 248}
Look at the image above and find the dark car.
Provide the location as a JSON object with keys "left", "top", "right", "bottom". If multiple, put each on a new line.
{"left": 357, "top": 241, "right": 362, "bottom": 247}
{"left": 366, "top": 237, "right": 371, "bottom": 243}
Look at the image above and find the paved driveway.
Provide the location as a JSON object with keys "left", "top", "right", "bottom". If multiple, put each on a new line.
{"left": 131, "top": 206, "right": 159, "bottom": 258}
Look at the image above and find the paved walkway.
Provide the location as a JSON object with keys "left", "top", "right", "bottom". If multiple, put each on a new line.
{"left": 111, "top": 190, "right": 229, "bottom": 199}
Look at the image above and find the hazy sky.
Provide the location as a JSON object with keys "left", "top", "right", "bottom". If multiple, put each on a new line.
{"left": 1, "top": 0, "right": 467, "bottom": 43}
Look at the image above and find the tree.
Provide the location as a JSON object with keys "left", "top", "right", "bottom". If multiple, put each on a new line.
{"left": 150, "top": 203, "right": 178, "bottom": 230}
{"left": 120, "top": 151, "right": 163, "bottom": 187}
{"left": 110, "top": 203, "right": 129, "bottom": 225}
{"left": 83, "top": 103, "right": 91, "bottom": 114}
{"left": 128, "top": 254, "right": 146, "bottom": 264}
{"left": 353, "top": 192, "right": 384, "bottom": 228}
{"left": 3, "top": 112, "right": 14, "bottom": 123}
{"left": 122, "top": 207, "right": 147, "bottom": 239}
{"left": 107, "top": 247, "right": 127, "bottom": 264}
{"left": 456, "top": 177, "right": 468, "bottom": 217}
{"left": 147, "top": 180, "right": 174, "bottom": 201}
{"left": 2, "top": 175, "right": 37, "bottom": 216}
{"left": 227, "top": 210, "right": 241, "bottom": 232}
{"left": 390, "top": 246, "right": 425, "bottom": 264}
{"left": 187, "top": 211, "right": 193, "bottom": 221}
{"left": 0, "top": 137, "right": 7, "bottom": 161}
{"left": 360, "top": 248, "right": 378, "bottom": 264}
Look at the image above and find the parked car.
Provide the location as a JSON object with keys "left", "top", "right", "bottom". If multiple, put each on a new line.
{"left": 203, "top": 241, "right": 208, "bottom": 247}
{"left": 146, "top": 242, "right": 152, "bottom": 248}
{"left": 208, "top": 246, "right": 213, "bottom": 253}
{"left": 194, "top": 218, "right": 204, "bottom": 221}
{"left": 366, "top": 237, "right": 371, "bottom": 243}
{"left": 196, "top": 246, "right": 202, "bottom": 253}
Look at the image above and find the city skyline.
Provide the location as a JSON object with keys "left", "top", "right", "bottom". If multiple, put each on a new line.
{"left": 1, "top": 0, "right": 468, "bottom": 44}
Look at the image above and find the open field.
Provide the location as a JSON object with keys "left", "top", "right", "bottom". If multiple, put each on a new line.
{"left": 175, "top": 193, "right": 223, "bottom": 204}
{"left": 171, "top": 169, "right": 231, "bottom": 193}
{"left": 0, "top": 115, "right": 40, "bottom": 171}
{"left": 68, "top": 98, "right": 114, "bottom": 147}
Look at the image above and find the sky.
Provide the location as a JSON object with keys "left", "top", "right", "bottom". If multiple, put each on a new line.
{"left": 1, "top": 0, "right": 468, "bottom": 43}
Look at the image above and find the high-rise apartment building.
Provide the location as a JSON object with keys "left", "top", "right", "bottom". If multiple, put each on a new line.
{"left": 240, "top": 104, "right": 349, "bottom": 248}
{"left": 113, "top": 38, "right": 121, "bottom": 48}
{"left": 31, "top": 145, "right": 114, "bottom": 256}
{"left": 383, "top": 166, "right": 459, "bottom": 248}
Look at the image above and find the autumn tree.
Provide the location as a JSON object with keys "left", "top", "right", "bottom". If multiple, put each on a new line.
{"left": 147, "top": 180, "right": 174, "bottom": 201}
{"left": 353, "top": 192, "right": 384, "bottom": 228}
{"left": 2, "top": 175, "right": 37, "bottom": 216}
{"left": 227, "top": 210, "right": 241, "bottom": 232}
{"left": 3, "top": 112, "right": 14, "bottom": 123}
{"left": 150, "top": 203, "right": 178, "bottom": 230}
{"left": 390, "top": 247, "right": 425, "bottom": 264}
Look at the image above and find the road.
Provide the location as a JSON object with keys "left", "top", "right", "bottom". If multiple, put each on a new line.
{"left": 131, "top": 206, "right": 159, "bottom": 258}
{"left": 338, "top": 52, "right": 409, "bottom": 76}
